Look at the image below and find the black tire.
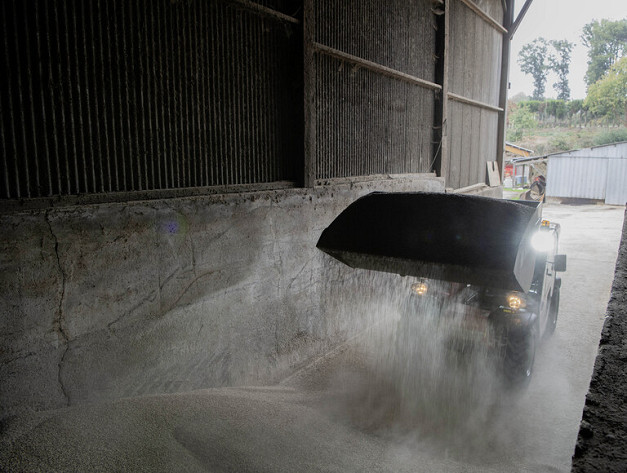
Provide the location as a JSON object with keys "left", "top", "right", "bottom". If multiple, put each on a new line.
{"left": 546, "top": 284, "right": 560, "bottom": 336}
{"left": 503, "top": 325, "right": 537, "bottom": 388}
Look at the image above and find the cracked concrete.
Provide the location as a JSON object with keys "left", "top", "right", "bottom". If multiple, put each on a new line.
{"left": 45, "top": 210, "right": 71, "bottom": 406}
{"left": 0, "top": 175, "right": 445, "bottom": 416}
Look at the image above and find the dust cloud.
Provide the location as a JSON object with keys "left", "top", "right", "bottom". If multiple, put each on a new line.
{"left": 307, "top": 270, "right": 527, "bottom": 464}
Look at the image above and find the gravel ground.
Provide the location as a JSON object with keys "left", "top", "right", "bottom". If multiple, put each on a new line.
{"left": 1, "top": 204, "right": 624, "bottom": 473}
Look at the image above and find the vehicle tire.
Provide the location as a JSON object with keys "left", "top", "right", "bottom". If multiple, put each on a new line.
{"left": 503, "top": 325, "right": 537, "bottom": 388}
{"left": 546, "top": 285, "right": 560, "bottom": 337}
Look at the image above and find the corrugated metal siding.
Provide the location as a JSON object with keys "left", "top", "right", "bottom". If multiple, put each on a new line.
{"left": 0, "top": 0, "right": 302, "bottom": 199}
{"left": 606, "top": 159, "right": 627, "bottom": 205}
{"left": 312, "top": 0, "right": 437, "bottom": 180}
{"left": 547, "top": 157, "right": 608, "bottom": 200}
{"left": 446, "top": 0, "right": 502, "bottom": 189}
{"left": 557, "top": 142, "right": 627, "bottom": 159}
{"left": 546, "top": 143, "right": 627, "bottom": 204}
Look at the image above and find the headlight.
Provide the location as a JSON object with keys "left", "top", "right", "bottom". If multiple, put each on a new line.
{"left": 531, "top": 230, "right": 554, "bottom": 252}
{"left": 506, "top": 293, "right": 525, "bottom": 310}
{"left": 411, "top": 281, "right": 428, "bottom": 296}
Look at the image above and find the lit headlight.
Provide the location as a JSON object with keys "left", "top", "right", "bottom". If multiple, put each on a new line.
{"left": 531, "top": 230, "right": 554, "bottom": 252}
{"left": 411, "top": 281, "right": 428, "bottom": 296}
{"left": 506, "top": 293, "right": 525, "bottom": 310}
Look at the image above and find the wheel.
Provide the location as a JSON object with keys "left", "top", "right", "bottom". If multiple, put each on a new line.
{"left": 502, "top": 325, "right": 537, "bottom": 388}
{"left": 546, "top": 284, "right": 560, "bottom": 337}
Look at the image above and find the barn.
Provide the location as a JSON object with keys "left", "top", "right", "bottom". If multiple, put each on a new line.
{"left": 1, "top": 0, "right": 523, "bottom": 414}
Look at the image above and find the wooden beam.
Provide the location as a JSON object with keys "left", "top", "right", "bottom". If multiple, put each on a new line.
{"left": 226, "top": 0, "right": 300, "bottom": 24}
{"left": 439, "top": 0, "right": 450, "bottom": 182}
{"left": 459, "top": 0, "right": 507, "bottom": 34}
{"left": 313, "top": 42, "right": 442, "bottom": 91}
{"left": 447, "top": 92, "right": 503, "bottom": 113}
{"left": 303, "top": 0, "right": 316, "bottom": 187}
{"left": 496, "top": 0, "right": 516, "bottom": 181}
{"left": 509, "top": 0, "right": 534, "bottom": 39}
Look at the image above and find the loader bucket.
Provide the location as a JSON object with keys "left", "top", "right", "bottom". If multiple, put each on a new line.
{"left": 317, "top": 192, "right": 542, "bottom": 293}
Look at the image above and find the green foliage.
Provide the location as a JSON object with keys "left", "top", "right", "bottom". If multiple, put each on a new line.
{"left": 581, "top": 19, "right": 627, "bottom": 86}
{"left": 568, "top": 99, "right": 585, "bottom": 115}
{"left": 517, "top": 99, "right": 570, "bottom": 123}
{"left": 506, "top": 125, "right": 622, "bottom": 157}
{"left": 545, "top": 100, "right": 568, "bottom": 120}
{"left": 520, "top": 100, "right": 544, "bottom": 114}
{"left": 506, "top": 98, "right": 596, "bottom": 132}
{"left": 518, "top": 38, "right": 549, "bottom": 99}
{"left": 507, "top": 106, "right": 537, "bottom": 141}
{"left": 548, "top": 39, "right": 574, "bottom": 100}
{"left": 592, "top": 128, "right": 627, "bottom": 146}
{"left": 584, "top": 56, "right": 627, "bottom": 124}
{"left": 507, "top": 129, "right": 523, "bottom": 142}
{"left": 547, "top": 135, "right": 571, "bottom": 153}
{"left": 509, "top": 107, "right": 537, "bottom": 130}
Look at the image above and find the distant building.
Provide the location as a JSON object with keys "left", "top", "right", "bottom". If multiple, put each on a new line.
{"left": 546, "top": 142, "right": 627, "bottom": 205}
{"left": 504, "top": 142, "right": 534, "bottom": 187}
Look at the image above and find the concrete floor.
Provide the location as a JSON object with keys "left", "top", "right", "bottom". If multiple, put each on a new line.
{"left": 1, "top": 204, "right": 624, "bottom": 473}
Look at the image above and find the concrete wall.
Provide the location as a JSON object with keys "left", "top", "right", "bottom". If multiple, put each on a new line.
{"left": 0, "top": 175, "right": 443, "bottom": 417}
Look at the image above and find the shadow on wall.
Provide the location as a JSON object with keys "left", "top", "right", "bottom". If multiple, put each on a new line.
{"left": 0, "top": 176, "right": 445, "bottom": 416}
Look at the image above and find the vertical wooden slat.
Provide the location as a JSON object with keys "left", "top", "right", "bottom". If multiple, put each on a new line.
{"left": 176, "top": 3, "right": 188, "bottom": 188}
{"left": 230, "top": 12, "right": 239, "bottom": 185}
{"left": 23, "top": 2, "right": 43, "bottom": 196}
{"left": 198, "top": 1, "right": 207, "bottom": 187}
{"left": 85, "top": 1, "right": 103, "bottom": 193}
{"left": 139, "top": 0, "right": 155, "bottom": 190}
{"left": 155, "top": 0, "right": 168, "bottom": 189}
{"left": 236, "top": 11, "right": 245, "bottom": 184}
{"left": 94, "top": 0, "right": 111, "bottom": 192}
{"left": 1, "top": 1, "right": 14, "bottom": 197}
{"left": 0, "top": 0, "right": 302, "bottom": 200}
{"left": 184, "top": 2, "right": 195, "bottom": 187}
{"left": 132, "top": 0, "right": 148, "bottom": 191}
{"left": 12, "top": 2, "right": 32, "bottom": 197}
{"left": 171, "top": 4, "right": 182, "bottom": 188}
{"left": 208, "top": 2, "right": 219, "bottom": 186}
{"left": 242, "top": 11, "right": 252, "bottom": 185}
{"left": 303, "top": 0, "right": 316, "bottom": 186}
{"left": 68, "top": 1, "right": 89, "bottom": 194}
{"left": 191, "top": 2, "right": 202, "bottom": 187}
{"left": 496, "top": 0, "right": 513, "bottom": 179}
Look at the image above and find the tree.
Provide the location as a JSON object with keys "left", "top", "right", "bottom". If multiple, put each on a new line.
{"left": 518, "top": 38, "right": 549, "bottom": 99}
{"left": 507, "top": 106, "right": 537, "bottom": 141}
{"left": 581, "top": 19, "right": 627, "bottom": 87}
{"left": 548, "top": 40, "right": 574, "bottom": 100}
{"left": 584, "top": 56, "right": 627, "bottom": 125}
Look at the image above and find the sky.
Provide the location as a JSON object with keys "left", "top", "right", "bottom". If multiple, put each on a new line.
{"left": 509, "top": 0, "right": 626, "bottom": 100}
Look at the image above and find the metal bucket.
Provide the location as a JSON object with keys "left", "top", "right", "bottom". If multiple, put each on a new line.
{"left": 317, "top": 192, "right": 542, "bottom": 293}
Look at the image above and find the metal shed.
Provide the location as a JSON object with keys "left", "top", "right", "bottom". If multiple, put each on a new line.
{"left": 546, "top": 142, "right": 627, "bottom": 205}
